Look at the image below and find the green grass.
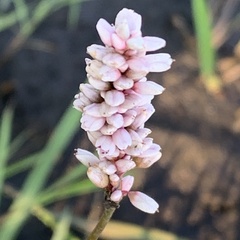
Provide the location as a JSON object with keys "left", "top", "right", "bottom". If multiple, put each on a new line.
{"left": 0, "top": 105, "right": 97, "bottom": 240}
{"left": 0, "top": 107, "right": 14, "bottom": 206}
{"left": 191, "top": 0, "right": 222, "bottom": 92}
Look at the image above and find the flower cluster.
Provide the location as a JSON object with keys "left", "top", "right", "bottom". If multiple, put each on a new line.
{"left": 73, "top": 8, "right": 172, "bottom": 214}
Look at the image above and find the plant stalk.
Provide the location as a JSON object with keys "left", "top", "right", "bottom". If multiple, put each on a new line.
{"left": 86, "top": 200, "right": 118, "bottom": 240}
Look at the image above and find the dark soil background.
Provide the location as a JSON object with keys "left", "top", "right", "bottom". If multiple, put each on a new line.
{"left": 1, "top": 0, "right": 240, "bottom": 239}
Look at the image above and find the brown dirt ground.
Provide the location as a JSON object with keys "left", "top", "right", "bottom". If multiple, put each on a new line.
{"left": 0, "top": 0, "right": 240, "bottom": 240}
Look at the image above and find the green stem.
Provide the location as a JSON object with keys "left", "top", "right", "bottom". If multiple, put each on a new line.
{"left": 86, "top": 200, "right": 118, "bottom": 240}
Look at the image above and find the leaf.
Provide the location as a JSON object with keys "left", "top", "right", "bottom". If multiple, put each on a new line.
{"left": 45, "top": 164, "right": 87, "bottom": 191}
{"left": 0, "top": 105, "right": 81, "bottom": 239}
{"left": 39, "top": 179, "right": 97, "bottom": 205}
{"left": 51, "top": 209, "right": 72, "bottom": 240}
{"left": 0, "top": 106, "right": 14, "bottom": 205}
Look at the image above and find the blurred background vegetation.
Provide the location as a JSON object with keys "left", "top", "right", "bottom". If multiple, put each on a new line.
{"left": 0, "top": 0, "right": 239, "bottom": 239}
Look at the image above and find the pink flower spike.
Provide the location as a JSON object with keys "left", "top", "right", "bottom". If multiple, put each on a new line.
{"left": 134, "top": 81, "right": 165, "bottom": 95}
{"left": 96, "top": 18, "right": 114, "bottom": 46}
{"left": 112, "top": 128, "right": 132, "bottom": 150}
{"left": 110, "top": 190, "right": 123, "bottom": 202}
{"left": 74, "top": 148, "right": 100, "bottom": 166}
{"left": 73, "top": 8, "right": 173, "bottom": 212}
{"left": 143, "top": 36, "right": 166, "bottom": 51}
{"left": 121, "top": 175, "right": 134, "bottom": 192}
{"left": 87, "top": 166, "right": 109, "bottom": 188}
{"left": 128, "top": 191, "right": 159, "bottom": 214}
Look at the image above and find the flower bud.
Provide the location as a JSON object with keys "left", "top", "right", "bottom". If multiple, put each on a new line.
{"left": 128, "top": 191, "right": 159, "bottom": 214}
{"left": 115, "top": 159, "right": 136, "bottom": 173}
{"left": 113, "top": 76, "right": 134, "bottom": 90}
{"left": 134, "top": 81, "right": 165, "bottom": 95}
{"left": 110, "top": 190, "right": 123, "bottom": 202}
{"left": 109, "top": 174, "right": 120, "bottom": 187}
{"left": 96, "top": 135, "right": 116, "bottom": 156}
{"left": 100, "top": 124, "right": 118, "bottom": 135}
{"left": 75, "top": 149, "right": 100, "bottom": 166}
{"left": 106, "top": 114, "right": 124, "bottom": 128}
{"left": 80, "top": 83, "right": 101, "bottom": 102}
{"left": 96, "top": 18, "right": 114, "bottom": 46}
{"left": 112, "top": 128, "right": 132, "bottom": 150}
{"left": 99, "top": 161, "right": 117, "bottom": 175}
{"left": 88, "top": 75, "right": 111, "bottom": 91}
{"left": 81, "top": 114, "right": 105, "bottom": 131}
{"left": 121, "top": 175, "right": 134, "bottom": 192}
{"left": 111, "top": 33, "right": 126, "bottom": 50}
{"left": 87, "top": 166, "right": 109, "bottom": 188}
{"left": 102, "top": 52, "right": 126, "bottom": 69}
{"left": 143, "top": 36, "right": 166, "bottom": 51}
{"left": 87, "top": 44, "right": 112, "bottom": 60}
{"left": 115, "top": 18, "right": 130, "bottom": 40}
{"left": 134, "top": 151, "right": 162, "bottom": 168}
{"left": 103, "top": 90, "right": 125, "bottom": 107}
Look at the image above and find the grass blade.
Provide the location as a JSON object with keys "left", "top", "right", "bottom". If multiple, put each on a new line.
{"left": 13, "top": 0, "right": 29, "bottom": 28}
{"left": 0, "top": 106, "right": 13, "bottom": 205}
{"left": 45, "top": 164, "right": 87, "bottom": 192}
{"left": 191, "top": 0, "right": 221, "bottom": 92}
{"left": 51, "top": 209, "right": 72, "bottom": 240}
{"left": 67, "top": 0, "right": 81, "bottom": 29}
{"left": 0, "top": 105, "right": 81, "bottom": 239}
{"left": 32, "top": 205, "right": 81, "bottom": 240}
{"left": 3, "top": 152, "right": 40, "bottom": 178}
{"left": 39, "top": 179, "right": 97, "bottom": 206}
{"left": 23, "top": 106, "right": 81, "bottom": 195}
